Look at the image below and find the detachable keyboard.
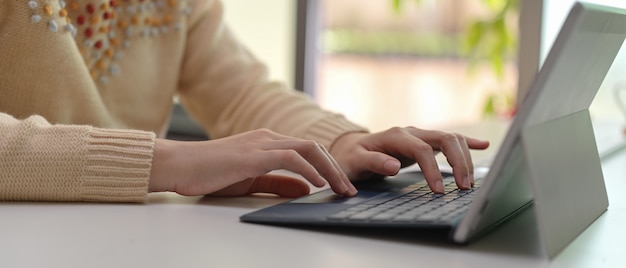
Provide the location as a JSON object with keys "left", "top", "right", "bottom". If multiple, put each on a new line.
{"left": 327, "top": 176, "right": 480, "bottom": 224}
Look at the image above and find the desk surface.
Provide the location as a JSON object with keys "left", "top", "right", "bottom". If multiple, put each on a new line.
{"left": 2, "top": 121, "right": 625, "bottom": 268}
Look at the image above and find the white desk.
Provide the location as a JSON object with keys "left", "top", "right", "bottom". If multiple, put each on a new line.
{"left": 2, "top": 123, "right": 625, "bottom": 268}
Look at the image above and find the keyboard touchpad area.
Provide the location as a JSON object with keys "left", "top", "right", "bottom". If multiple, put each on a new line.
{"left": 291, "top": 171, "right": 445, "bottom": 205}
{"left": 291, "top": 189, "right": 389, "bottom": 204}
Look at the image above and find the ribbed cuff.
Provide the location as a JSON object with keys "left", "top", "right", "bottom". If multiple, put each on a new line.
{"left": 82, "top": 128, "right": 156, "bottom": 202}
{"left": 303, "top": 114, "right": 369, "bottom": 149}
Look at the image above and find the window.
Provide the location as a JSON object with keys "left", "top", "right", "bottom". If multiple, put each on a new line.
{"left": 304, "top": 0, "right": 519, "bottom": 131}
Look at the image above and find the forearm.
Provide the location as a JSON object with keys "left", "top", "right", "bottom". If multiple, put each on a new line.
{"left": 0, "top": 114, "right": 155, "bottom": 202}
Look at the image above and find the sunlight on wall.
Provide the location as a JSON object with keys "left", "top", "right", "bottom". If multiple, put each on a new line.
{"left": 221, "top": 0, "right": 296, "bottom": 88}
{"left": 317, "top": 56, "right": 517, "bottom": 132}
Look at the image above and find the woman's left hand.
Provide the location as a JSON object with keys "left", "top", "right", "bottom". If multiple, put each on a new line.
{"left": 329, "top": 127, "right": 490, "bottom": 194}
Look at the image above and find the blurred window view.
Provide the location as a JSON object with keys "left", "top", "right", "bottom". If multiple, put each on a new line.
{"left": 314, "top": 0, "right": 519, "bottom": 131}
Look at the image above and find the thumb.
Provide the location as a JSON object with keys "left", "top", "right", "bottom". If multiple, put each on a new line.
{"left": 250, "top": 174, "right": 311, "bottom": 198}
{"left": 362, "top": 151, "right": 402, "bottom": 177}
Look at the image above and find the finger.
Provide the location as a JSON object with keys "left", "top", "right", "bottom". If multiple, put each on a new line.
{"left": 456, "top": 134, "right": 476, "bottom": 186}
{"left": 361, "top": 150, "right": 402, "bottom": 177}
{"left": 263, "top": 149, "right": 328, "bottom": 188}
{"left": 404, "top": 128, "right": 489, "bottom": 152}
{"left": 248, "top": 174, "right": 311, "bottom": 198}
{"left": 264, "top": 139, "right": 353, "bottom": 196}
{"left": 371, "top": 128, "right": 444, "bottom": 193}
{"left": 318, "top": 143, "right": 357, "bottom": 196}
{"left": 412, "top": 143, "right": 444, "bottom": 193}
{"left": 437, "top": 133, "right": 471, "bottom": 190}
{"left": 414, "top": 130, "right": 471, "bottom": 189}
{"left": 465, "top": 137, "right": 490, "bottom": 150}
{"left": 403, "top": 129, "right": 477, "bottom": 190}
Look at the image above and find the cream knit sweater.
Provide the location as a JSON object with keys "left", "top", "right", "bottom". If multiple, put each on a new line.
{"left": 0, "top": 113, "right": 155, "bottom": 202}
{"left": 0, "top": 0, "right": 366, "bottom": 202}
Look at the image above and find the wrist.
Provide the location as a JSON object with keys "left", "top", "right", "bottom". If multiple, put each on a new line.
{"left": 329, "top": 131, "right": 367, "bottom": 155}
{"left": 149, "top": 138, "right": 180, "bottom": 193}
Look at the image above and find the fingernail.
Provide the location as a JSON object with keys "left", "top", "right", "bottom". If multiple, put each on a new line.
{"left": 463, "top": 175, "right": 471, "bottom": 189}
{"left": 339, "top": 178, "right": 354, "bottom": 195}
{"left": 435, "top": 180, "right": 444, "bottom": 193}
{"left": 316, "top": 175, "right": 327, "bottom": 187}
{"left": 347, "top": 186, "right": 358, "bottom": 196}
{"left": 383, "top": 159, "right": 401, "bottom": 174}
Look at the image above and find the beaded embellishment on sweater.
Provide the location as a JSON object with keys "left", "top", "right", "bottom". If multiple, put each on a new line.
{"left": 27, "top": 0, "right": 192, "bottom": 84}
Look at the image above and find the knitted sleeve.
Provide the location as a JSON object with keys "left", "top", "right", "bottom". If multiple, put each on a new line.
{"left": 176, "top": 0, "right": 368, "bottom": 149}
{"left": 0, "top": 113, "right": 155, "bottom": 202}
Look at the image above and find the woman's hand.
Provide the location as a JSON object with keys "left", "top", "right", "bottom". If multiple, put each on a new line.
{"left": 329, "top": 127, "right": 490, "bottom": 194}
{"left": 148, "top": 129, "right": 357, "bottom": 198}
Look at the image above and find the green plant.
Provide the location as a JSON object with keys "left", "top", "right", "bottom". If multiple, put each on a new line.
{"left": 393, "top": 0, "right": 519, "bottom": 118}
{"left": 462, "top": 0, "right": 518, "bottom": 80}
{"left": 463, "top": 0, "right": 518, "bottom": 118}
{"left": 392, "top": 0, "right": 518, "bottom": 80}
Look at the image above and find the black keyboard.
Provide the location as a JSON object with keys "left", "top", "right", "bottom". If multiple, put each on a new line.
{"left": 327, "top": 177, "right": 480, "bottom": 223}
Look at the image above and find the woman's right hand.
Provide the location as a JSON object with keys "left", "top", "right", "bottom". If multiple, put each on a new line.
{"left": 148, "top": 129, "right": 357, "bottom": 198}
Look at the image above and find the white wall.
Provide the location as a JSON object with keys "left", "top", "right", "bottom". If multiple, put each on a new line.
{"left": 221, "top": 0, "right": 297, "bottom": 88}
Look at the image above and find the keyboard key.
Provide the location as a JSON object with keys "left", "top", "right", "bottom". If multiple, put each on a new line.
{"left": 329, "top": 178, "right": 482, "bottom": 224}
